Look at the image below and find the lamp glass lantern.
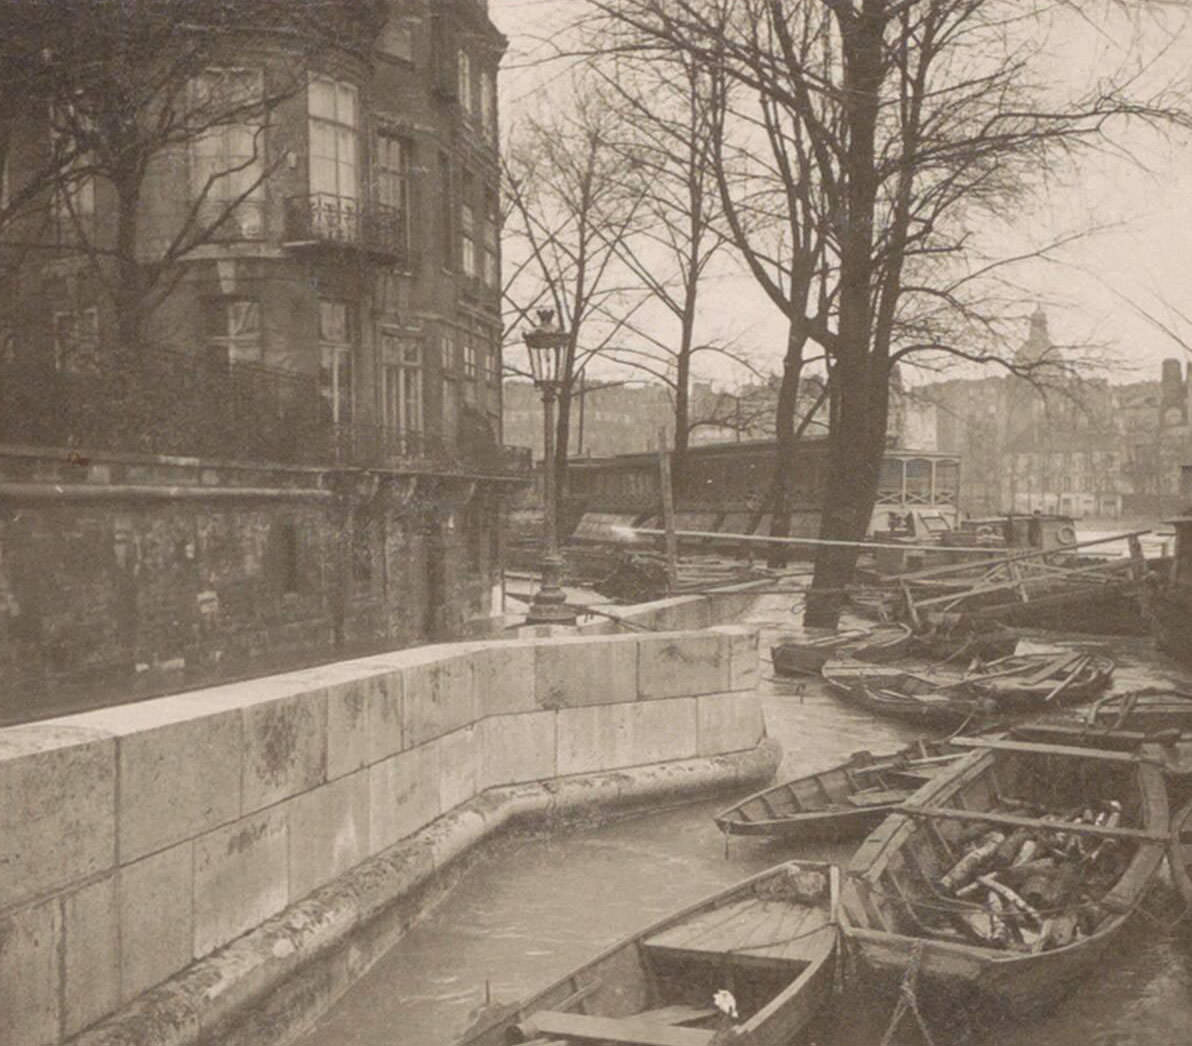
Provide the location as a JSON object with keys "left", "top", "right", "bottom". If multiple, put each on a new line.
{"left": 523, "top": 309, "right": 568, "bottom": 390}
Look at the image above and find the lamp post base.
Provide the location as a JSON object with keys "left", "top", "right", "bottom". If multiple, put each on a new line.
{"left": 524, "top": 553, "right": 576, "bottom": 626}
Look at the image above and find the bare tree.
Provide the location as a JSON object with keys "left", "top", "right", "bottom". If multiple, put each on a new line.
{"left": 502, "top": 87, "right": 649, "bottom": 496}
{"left": 586, "top": 0, "right": 1189, "bottom": 625}
{"left": 582, "top": 48, "right": 737, "bottom": 494}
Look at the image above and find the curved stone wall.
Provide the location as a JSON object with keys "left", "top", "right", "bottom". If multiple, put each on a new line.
{"left": 0, "top": 624, "right": 769, "bottom": 1046}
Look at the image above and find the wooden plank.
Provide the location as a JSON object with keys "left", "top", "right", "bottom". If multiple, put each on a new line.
{"left": 525, "top": 1010, "right": 715, "bottom": 1046}
{"left": 949, "top": 736, "right": 1145, "bottom": 761}
{"left": 846, "top": 789, "right": 909, "bottom": 807}
{"left": 636, "top": 1005, "right": 718, "bottom": 1025}
{"left": 647, "top": 898, "right": 764, "bottom": 952}
{"left": 894, "top": 805, "right": 1168, "bottom": 842}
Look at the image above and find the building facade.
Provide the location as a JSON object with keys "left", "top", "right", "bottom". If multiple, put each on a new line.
{"left": 0, "top": 1, "right": 527, "bottom": 723}
{"left": 906, "top": 310, "right": 1192, "bottom": 521}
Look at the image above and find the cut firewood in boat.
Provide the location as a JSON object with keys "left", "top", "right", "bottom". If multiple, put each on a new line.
{"left": 840, "top": 738, "right": 1168, "bottom": 1027}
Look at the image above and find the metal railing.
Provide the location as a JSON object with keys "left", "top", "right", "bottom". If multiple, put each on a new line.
{"left": 282, "top": 193, "right": 413, "bottom": 266}
{"left": 0, "top": 346, "right": 529, "bottom": 477}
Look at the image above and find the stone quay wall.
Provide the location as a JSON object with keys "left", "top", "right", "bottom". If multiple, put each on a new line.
{"left": 1, "top": 623, "right": 771, "bottom": 1046}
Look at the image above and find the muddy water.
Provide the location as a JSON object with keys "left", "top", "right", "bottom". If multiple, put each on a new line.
{"left": 293, "top": 595, "right": 1192, "bottom": 1046}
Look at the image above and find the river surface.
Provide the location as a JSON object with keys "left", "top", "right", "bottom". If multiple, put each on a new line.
{"left": 294, "top": 594, "right": 1192, "bottom": 1046}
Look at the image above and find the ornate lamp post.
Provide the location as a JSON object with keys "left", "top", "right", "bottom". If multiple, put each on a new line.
{"left": 523, "top": 309, "right": 576, "bottom": 625}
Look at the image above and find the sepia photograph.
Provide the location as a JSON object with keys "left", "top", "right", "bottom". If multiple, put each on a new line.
{"left": 3, "top": 2, "right": 1192, "bottom": 1045}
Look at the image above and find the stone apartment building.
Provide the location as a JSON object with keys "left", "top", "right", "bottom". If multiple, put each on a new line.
{"left": 0, "top": 0, "right": 526, "bottom": 723}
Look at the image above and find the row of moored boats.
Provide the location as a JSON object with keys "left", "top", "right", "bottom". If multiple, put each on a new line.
{"left": 455, "top": 616, "right": 1192, "bottom": 1046}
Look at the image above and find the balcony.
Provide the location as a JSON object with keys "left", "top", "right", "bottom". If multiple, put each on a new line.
{"left": 283, "top": 193, "right": 414, "bottom": 268}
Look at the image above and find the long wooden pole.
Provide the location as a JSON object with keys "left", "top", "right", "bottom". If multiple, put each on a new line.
{"left": 628, "top": 526, "right": 1151, "bottom": 558}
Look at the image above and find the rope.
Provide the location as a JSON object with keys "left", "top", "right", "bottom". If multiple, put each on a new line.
{"left": 879, "top": 940, "right": 936, "bottom": 1046}
{"left": 723, "top": 921, "right": 833, "bottom": 955}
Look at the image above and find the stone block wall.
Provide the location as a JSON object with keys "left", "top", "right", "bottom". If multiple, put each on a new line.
{"left": 0, "top": 625, "right": 763, "bottom": 1046}
{"left": 0, "top": 446, "right": 512, "bottom": 725}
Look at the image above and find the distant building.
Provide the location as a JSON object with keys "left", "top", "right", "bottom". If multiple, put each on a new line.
{"left": 906, "top": 308, "right": 1192, "bottom": 520}
{"left": 503, "top": 379, "right": 674, "bottom": 458}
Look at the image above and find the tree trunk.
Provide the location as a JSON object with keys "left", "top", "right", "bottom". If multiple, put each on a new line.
{"left": 805, "top": 3, "right": 887, "bottom": 629}
{"left": 113, "top": 176, "right": 144, "bottom": 357}
{"left": 672, "top": 329, "right": 692, "bottom": 502}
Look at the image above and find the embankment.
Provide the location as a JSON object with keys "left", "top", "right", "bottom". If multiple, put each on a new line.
{"left": 1, "top": 617, "right": 776, "bottom": 1046}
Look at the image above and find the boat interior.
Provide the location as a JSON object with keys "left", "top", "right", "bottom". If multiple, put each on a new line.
{"left": 845, "top": 747, "right": 1155, "bottom": 948}
{"left": 499, "top": 866, "right": 836, "bottom": 1046}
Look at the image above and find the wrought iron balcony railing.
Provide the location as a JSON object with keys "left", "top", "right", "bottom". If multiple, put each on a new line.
{"left": 283, "top": 193, "right": 413, "bottom": 266}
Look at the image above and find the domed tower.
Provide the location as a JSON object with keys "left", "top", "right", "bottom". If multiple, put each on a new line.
{"left": 1014, "top": 305, "right": 1052, "bottom": 368}
{"left": 1006, "top": 306, "right": 1054, "bottom": 443}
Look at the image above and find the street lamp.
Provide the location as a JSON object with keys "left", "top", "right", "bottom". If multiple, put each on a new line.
{"left": 523, "top": 309, "right": 576, "bottom": 626}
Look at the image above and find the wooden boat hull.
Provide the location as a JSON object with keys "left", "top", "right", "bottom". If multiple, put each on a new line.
{"left": 455, "top": 861, "right": 840, "bottom": 1046}
{"left": 715, "top": 742, "right": 962, "bottom": 841}
{"left": 1150, "top": 586, "right": 1192, "bottom": 668}
{"left": 842, "top": 916, "right": 1127, "bottom": 1023}
{"left": 840, "top": 742, "right": 1168, "bottom": 1026}
{"left": 821, "top": 662, "right": 991, "bottom": 730}
{"left": 770, "top": 626, "right": 910, "bottom": 678}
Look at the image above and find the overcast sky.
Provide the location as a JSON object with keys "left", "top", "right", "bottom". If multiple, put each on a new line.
{"left": 490, "top": 0, "right": 1192, "bottom": 387}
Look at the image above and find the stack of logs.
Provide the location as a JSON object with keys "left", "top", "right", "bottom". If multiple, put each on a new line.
{"left": 929, "top": 799, "right": 1128, "bottom": 952}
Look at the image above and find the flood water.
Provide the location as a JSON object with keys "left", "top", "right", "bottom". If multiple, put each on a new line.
{"left": 293, "top": 593, "right": 1192, "bottom": 1046}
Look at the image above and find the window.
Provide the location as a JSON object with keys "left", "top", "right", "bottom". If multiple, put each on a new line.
{"left": 204, "top": 298, "right": 262, "bottom": 364}
{"left": 457, "top": 50, "right": 472, "bottom": 112}
{"left": 379, "top": 14, "right": 414, "bottom": 60}
{"left": 53, "top": 306, "right": 99, "bottom": 373}
{"left": 438, "top": 151, "right": 453, "bottom": 268}
{"left": 460, "top": 170, "right": 475, "bottom": 277}
{"left": 375, "top": 132, "right": 411, "bottom": 249}
{"left": 49, "top": 108, "right": 95, "bottom": 235}
{"left": 382, "top": 333, "right": 423, "bottom": 440}
{"left": 485, "top": 331, "right": 500, "bottom": 385}
{"left": 480, "top": 70, "right": 496, "bottom": 140}
{"left": 483, "top": 187, "right": 499, "bottom": 288}
{"left": 318, "top": 299, "right": 355, "bottom": 424}
{"left": 462, "top": 332, "right": 478, "bottom": 403}
{"left": 308, "top": 77, "right": 360, "bottom": 239}
{"left": 190, "top": 69, "right": 265, "bottom": 237}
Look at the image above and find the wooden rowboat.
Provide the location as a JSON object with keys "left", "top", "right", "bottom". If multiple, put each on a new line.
{"left": 820, "top": 660, "right": 993, "bottom": 730}
{"left": 770, "top": 624, "right": 911, "bottom": 678}
{"left": 713, "top": 740, "right": 963, "bottom": 841}
{"left": 455, "top": 860, "right": 841, "bottom": 1046}
{"left": 839, "top": 737, "right": 1169, "bottom": 1027}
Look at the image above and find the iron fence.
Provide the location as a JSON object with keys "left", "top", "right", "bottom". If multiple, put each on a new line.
{"left": 0, "top": 346, "right": 529, "bottom": 477}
